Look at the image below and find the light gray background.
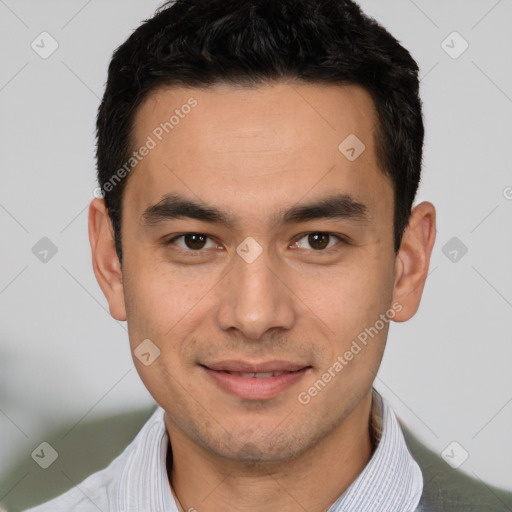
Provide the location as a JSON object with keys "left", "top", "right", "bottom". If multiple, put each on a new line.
{"left": 1, "top": 0, "right": 511, "bottom": 501}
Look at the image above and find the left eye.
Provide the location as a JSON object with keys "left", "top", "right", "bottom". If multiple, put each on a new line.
{"left": 171, "top": 234, "right": 218, "bottom": 251}
{"left": 293, "top": 233, "right": 341, "bottom": 251}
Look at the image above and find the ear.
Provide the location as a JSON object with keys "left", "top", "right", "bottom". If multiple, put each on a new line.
{"left": 88, "top": 198, "right": 127, "bottom": 321}
{"left": 391, "top": 201, "right": 436, "bottom": 322}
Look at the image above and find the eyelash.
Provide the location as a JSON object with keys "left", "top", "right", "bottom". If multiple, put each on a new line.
{"left": 165, "top": 232, "right": 347, "bottom": 254}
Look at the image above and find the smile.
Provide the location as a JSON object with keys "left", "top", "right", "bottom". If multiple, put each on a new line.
{"left": 223, "top": 371, "right": 287, "bottom": 378}
{"left": 201, "top": 362, "right": 311, "bottom": 400}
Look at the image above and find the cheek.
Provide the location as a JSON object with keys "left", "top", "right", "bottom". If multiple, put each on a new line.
{"left": 121, "top": 262, "right": 200, "bottom": 405}
{"left": 310, "top": 256, "right": 394, "bottom": 334}
{"left": 123, "top": 251, "right": 219, "bottom": 339}
{"left": 333, "top": 257, "right": 395, "bottom": 373}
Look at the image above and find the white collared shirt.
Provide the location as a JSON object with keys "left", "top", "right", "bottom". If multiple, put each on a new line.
{"left": 23, "top": 392, "right": 423, "bottom": 512}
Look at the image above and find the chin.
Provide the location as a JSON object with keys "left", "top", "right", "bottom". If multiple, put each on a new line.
{"left": 195, "top": 422, "right": 319, "bottom": 465}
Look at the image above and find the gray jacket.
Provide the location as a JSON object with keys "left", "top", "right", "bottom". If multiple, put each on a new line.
{"left": 400, "top": 424, "right": 512, "bottom": 511}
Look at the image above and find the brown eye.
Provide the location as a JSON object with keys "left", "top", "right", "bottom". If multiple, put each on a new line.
{"left": 183, "top": 234, "right": 207, "bottom": 250}
{"left": 308, "top": 233, "right": 330, "bottom": 250}
{"left": 170, "top": 233, "right": 217, "bottom": 251}
{"left": 294, "top": 232, "right": 340, "bottom": 251}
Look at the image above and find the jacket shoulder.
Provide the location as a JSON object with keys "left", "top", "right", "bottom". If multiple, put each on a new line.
{"left": 400, "top": 422, "right": 512, "bottom": 511}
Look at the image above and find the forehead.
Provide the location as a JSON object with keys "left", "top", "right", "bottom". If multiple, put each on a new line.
{"left": 124, "top": 81, "right": 392, "bottom": 225}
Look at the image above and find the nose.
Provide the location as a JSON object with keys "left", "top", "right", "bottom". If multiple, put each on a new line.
{"left": 215, "top": 246, "right": 296, "bottom": 341}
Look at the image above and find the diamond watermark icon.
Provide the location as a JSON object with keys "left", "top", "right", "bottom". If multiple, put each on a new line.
{"left": 442, "top": 441, "right": 469, "bottom": 469}
{"left": 441, "top": 31, "right": 469, "bottom": 60}
{"left": 134, "top": 338, "right": 161, "bottom": 366}
{"left": 442, "top": 237, "right": 468, "bottom": 263}
{"left": 338, "top": 134, "right": 366, "bottom": 162}
{"left": 31, "top": 442, "right": 58, "bottom": 469}
{"left": 31, "top": 31, "right": 59, "bottom": 59}
{"left": 236, "top": 237, "right": 263, "bottom": 264}
{"left": 32, "top": 237, "right": 58, "bottom": 263}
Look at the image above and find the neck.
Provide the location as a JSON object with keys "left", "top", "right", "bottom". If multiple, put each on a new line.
{"left": 166, "top": 392, "right": 375, "bottom": 512}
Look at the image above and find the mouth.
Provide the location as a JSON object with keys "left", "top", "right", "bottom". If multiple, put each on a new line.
{"left": 219, "top": 371, "right": 290, "bottom": 378}
{"left": 201, "top": 360, "right": 311, "bottom": 400}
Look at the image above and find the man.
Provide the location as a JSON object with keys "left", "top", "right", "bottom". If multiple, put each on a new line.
{"left": 22, "top": 0, "right": 510, "bottom": 511}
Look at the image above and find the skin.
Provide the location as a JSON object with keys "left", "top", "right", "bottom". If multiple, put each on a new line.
{"left": 89, "top": 81, "right": 436, "bottom": 512}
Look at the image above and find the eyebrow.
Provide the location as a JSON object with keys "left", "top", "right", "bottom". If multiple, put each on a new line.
{"left": 141, "top": 192, "right": 370, "bottom": 228}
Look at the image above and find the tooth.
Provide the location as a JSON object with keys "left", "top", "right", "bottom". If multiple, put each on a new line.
{"left": 226, "top": 371, "right": 288, "bottom": 378}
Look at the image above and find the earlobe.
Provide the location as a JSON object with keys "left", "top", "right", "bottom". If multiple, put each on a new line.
{"left": 88, "top": 198, "right": 127, "bottom": 321}
{"left": 391, "top": 201, "right": 436, "bottom": 322}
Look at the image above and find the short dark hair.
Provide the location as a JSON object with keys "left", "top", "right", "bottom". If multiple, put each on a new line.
{"left": 96, "top": 0, "right": 424, "bottom": 265}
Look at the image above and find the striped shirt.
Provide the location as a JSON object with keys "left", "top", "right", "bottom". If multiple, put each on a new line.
{"left": 328, "top": 391, "right": 423, "bottom": 511}
{"left": 24, "top": 391, "right": 423, "bottom": 512}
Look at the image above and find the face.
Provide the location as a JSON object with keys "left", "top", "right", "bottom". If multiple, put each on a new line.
{"left": 91, "top": 81, "right": 428, "bottom": 465}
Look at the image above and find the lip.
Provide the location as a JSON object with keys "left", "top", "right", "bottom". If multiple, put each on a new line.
{"left": 201, "top": 360, "right": 311, "bottom": 400}
{"left": 204, "top": 360, "right": 308, "bottom": 373}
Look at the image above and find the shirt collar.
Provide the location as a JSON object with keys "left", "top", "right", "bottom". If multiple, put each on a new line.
{"left": 117, "top": 389, "right": 422, "bottom": 511}
{"left": 117, "top": 408, "right": 177, "bottom": 511}
{"left": 327, "top": 390, "right": 423, "bottom": 511}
